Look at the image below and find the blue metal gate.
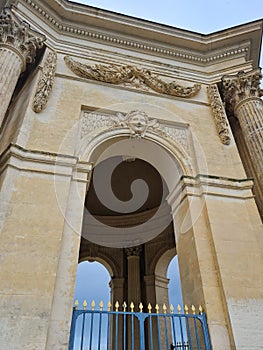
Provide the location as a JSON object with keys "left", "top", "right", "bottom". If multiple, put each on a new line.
{"left": 69, "top": 301, "right": 211, "bottom": 350}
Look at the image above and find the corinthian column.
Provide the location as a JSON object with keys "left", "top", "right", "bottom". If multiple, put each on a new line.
{"left": 222, "top": 69, "right": 263, "bottom": 187}
{"left": 0, "top": 7, "right": 45, "bottom": 126}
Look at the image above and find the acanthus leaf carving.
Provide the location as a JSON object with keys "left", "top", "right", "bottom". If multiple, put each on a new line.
{"left": 64, "top": 56, "right": 201, "bottom": 98}
{"left": 207, "top": 84, "right": 231, "bottom": 145}
{"left": 222, "top": 69, "right": 263, "bottom": 115}
{"left": 32, "top": 50, "right": 57, "bottom": 113}
{"left": 0, "top": 7, "right": 45, "bottom": 66}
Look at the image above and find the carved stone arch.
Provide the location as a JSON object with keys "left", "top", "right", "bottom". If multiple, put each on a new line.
{"left": 78, "top": 255, "right": 114, "bottom": 277}
{"left": 79, "top": 246, "right": 123, "bottom": 277}
{"left": 77, "top": 126, "right": 194, "bottom": 199}
{"left": 155, "top": 248, "right": 177, "bottom": 279}
{"left": 79, "top": 128, "right": 192, "bottom": 175}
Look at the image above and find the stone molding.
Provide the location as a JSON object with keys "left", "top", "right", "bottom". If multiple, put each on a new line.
{"left": 32, "top": 50, "right": 57, "bottom": 113}
{"left": 207, "top": 84, "right": 231, "bottom": 145}
{"left": 64, "top": 56, "right": 201, "bottom": 98}
{"left": 0, "top": 7, "right": 45, "bottom": 70}
{"left": 19, "top": 0, "right": 252, "bottom": 66}
{"left": 222, "top": 69, "right": 263, "bottom": 115}
{"left": 0, "top": 143, "right": 92, "bottom": 179}
{"left": 167, "top": 174, "right": 254, "bottom": 211}
{"left": 80, "top": 109, "right": 190, "bottom": 154}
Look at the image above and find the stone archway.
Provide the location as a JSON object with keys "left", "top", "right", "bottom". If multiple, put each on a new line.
{"left": 47, "top": 110, "right": 233, "bottom": 349}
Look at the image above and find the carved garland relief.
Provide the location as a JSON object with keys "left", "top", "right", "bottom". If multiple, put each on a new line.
{"left": 80, "top": 109, "right": 190, "bottom": 154}
{"left": 32, "top": 50, "right": 57, "bottom": 113}
{"left": 64, "top": 56, "right": 201, "bottom": 98}
{"left": 207, "top": 84, "right": 231, "bottom": 145}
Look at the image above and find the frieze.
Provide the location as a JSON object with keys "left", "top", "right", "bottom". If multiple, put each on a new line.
{"left": 207, "top": 84, "right": 231, "bottom": 145}
{"left": 32, "top": 50, "right": 57, "bottom": 113}
{"left": 0, "top": 7, "right": 45, "bottom": 68}
{"left": 64, "top": 56, "right": 201, "bottom": 98}
{"left": 80, "top": 109, "right": 190, "bottom": 154}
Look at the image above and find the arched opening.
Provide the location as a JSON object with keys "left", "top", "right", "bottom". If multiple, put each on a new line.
{"left": 77, "top": 155, "right": 178, "bottom": 308}
{"left": 73, "top": 261, "right": 111, "bottom": 306}
{"left": 167, "top": 256, "right": 183, "bottom": 309}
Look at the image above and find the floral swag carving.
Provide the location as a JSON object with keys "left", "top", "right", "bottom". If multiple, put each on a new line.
{"left": 64, "top": 56, "right": 201, "bottom": 98}
{"left": 32, "top": 50, "right": 57, "bottom": 113}
{"left": 0, "top": 7, "right": 45, "bottom": 66}
{"left": 207, "top": 84, "right": 231, "bottom": 145}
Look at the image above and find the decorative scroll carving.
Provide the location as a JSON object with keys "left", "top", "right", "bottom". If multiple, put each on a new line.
{"left": 207, "top": 84, "right": 231, "bottom": 145}
{"left": 80, "top": 109, "right": 190, "bottom": 153}
{"left": 125, "top": 246, "right": 142, "bottom": 257}
{"left": 64, "top": 56, "right": 201, "bottom": 98}
{"left": 32, "top": 51, "right": 57, "bottom": 113}
{"left": 0, "top": 7, "right": 45, "bottom": 66}
{"left": 222, "top": 69, "right": 263, "bottom": 115}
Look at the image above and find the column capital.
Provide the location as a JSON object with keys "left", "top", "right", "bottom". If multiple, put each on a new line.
{"left": 125, "top": 246, "right": 142, "bottom": 257}
{"left": 0, "top": 7, "right": 45, "bottom": 70}
{"left": 221, "top": 69, "right": 263, "bottom": 115}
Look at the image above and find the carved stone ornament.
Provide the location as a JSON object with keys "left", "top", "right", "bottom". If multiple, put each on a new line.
{"left": 222, "top": 69, "right": 263, "bottom": 115}
{"left": 64, "top": 56, "right": 201, "bottom": 98}
{"left": 0, "top": 7, "right": 45, "bottom": 67}
{"left": 125, "top": 246, "right": 142, "bottom": 257}
{"left": 114, "top": 110, "right": 159, "bottom": 138}
{"left": 32, "top": 50, "right": 57, "bottom": 113}
{"left": 80, "top": 109, "right": 190, "bottom": 154}
{"left": 207, "top": 84, "right": 231, "bottom": 145}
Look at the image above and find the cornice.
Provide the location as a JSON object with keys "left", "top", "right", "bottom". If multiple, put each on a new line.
{"left": 0, "top": 143, "right": 92, "bottom": 179}
{"left": 11, "top": 0, "right": 262, "bottom": 67}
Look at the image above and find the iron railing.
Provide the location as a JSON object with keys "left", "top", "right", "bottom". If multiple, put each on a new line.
{"left": 69, "top": 302, "right": 211, "bottom": 350}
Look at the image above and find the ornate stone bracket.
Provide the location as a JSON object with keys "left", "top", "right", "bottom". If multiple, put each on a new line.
{"left": 207, "top": 84, "right": 231, "bottom": 145}
{"left": 64, "top": 56, "right": 201, "bottom": 98}
{"left": 0, "top": 7, "right": 45, "bottom": 69}
{"left": 32, "top": 50, "right": 57, "bottom": 113}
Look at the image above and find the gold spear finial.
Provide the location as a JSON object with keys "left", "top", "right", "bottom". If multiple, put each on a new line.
{"left": 191, "top": 305, "right": 196, "bottom": 314}
{"left": 74, "top": 300, "right": 79, "bottom": 310}
{"left": 123, "top": 302, "right": 127, "bottom": 312}
{"left": 139, "top": 302, "right": 143, "bottom": 313}
{"left": 177, "top": 304, "right": 181, "bottom": 314}
{"left": 155, "top": 304, "right": 160, "bottom": 314}
{"left": 148, "top": 303, "right": 152, "bottom": 313}
{"left": 130, "top": 302, "right": 134, "bottom": 312}
{"left": 115, "top": 301, "right": 119, "bottom": 312}
{"left": 99, "top": 301, "right": 103, "bottom": 311}
{"left": 184, "top": 304, "right": 189, "bottom": 314}
{"left": 83, "top": 300, "right": 87, "bottom": 310}
{"left": 107, "top": 301, "right": 112, "bottom": 311}
{"left": 91, "top": 300, "right": 95, "bottom": 311}
{"left": 163, "top": 304, "right": 167, "bottom": 314}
